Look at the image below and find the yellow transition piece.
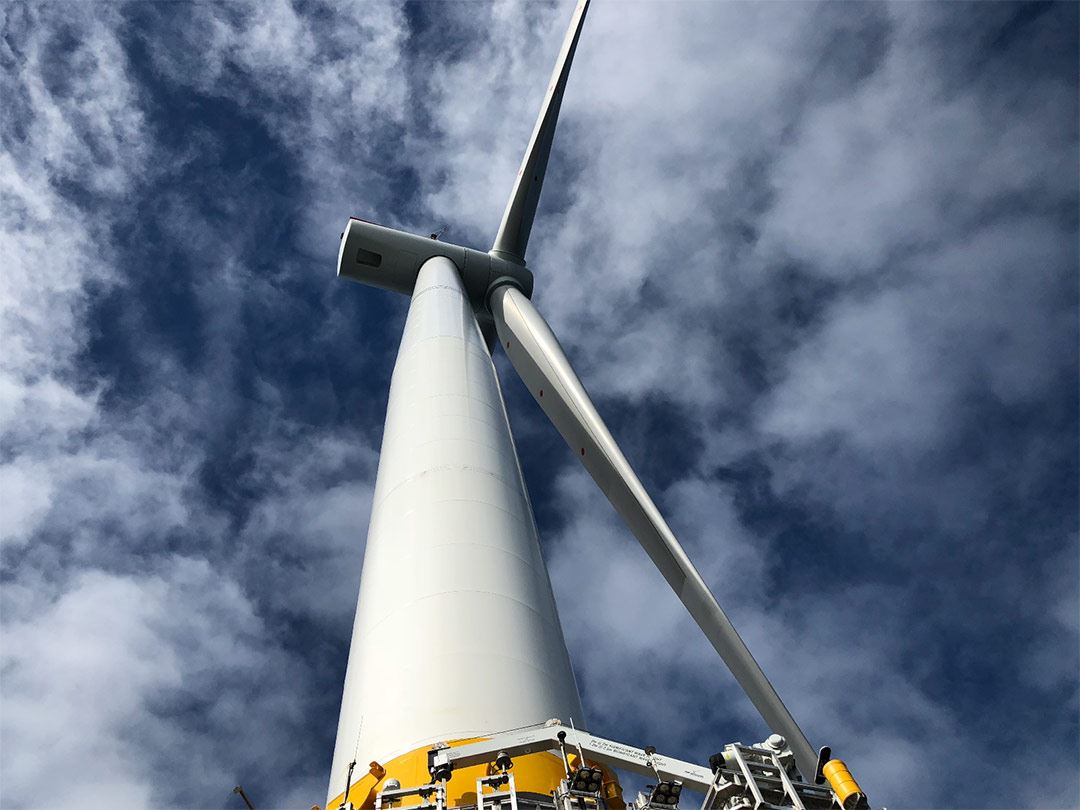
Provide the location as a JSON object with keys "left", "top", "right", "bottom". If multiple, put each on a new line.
{"left": 326, "top": 738, "right": 624, "bottom": 810}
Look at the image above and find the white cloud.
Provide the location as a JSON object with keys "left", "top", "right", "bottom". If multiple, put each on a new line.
{"left": 236, "top": 430, "right": 378, "bottom": 624}
{"left": 137, "top": 0, "right": 412, "bottom": 255}
{"left": 0, "top": 3, "right": 152, "bottom": 550}
{"left": 2, "top": 1, "right": 1075, "bottom": 808}
{"left": 759, "top": 4, "right": 1077, "bottom": 277}
{"left": 0, "top": 461, "right": 54, "bottom": 543}
{"left": 0, "top": 559, "right": 315, "bottom": 808}
{"left": 2, "top": 4, "right": 385, "bottom": 807}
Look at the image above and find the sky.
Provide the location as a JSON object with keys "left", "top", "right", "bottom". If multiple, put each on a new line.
{"left": 0, "top": 1, "right": 1077, "bottom": 809}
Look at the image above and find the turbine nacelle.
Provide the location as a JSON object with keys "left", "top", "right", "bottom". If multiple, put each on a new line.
{"left": 337, "top": 217, "right": 533, "bottom": 313}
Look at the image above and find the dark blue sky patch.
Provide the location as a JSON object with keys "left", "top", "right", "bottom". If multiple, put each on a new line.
{"left": 803, "top": 4, "right": 893, "bottom": 103}
{"left": 599, "top": 393, "right": 705, "bottom": 495}
{"left": 0, "top": 12, "right": 34, "bottom": 149}
{"left": 402, "top": 0, "right": 476, "bottom": 65}
{"left": 712, "top": 454, "right": 857, "bottom": 585}
{"left": 978, "top": 1, "right": 1074, "bottom": 70}
{"left": 916, "top": 1, "right": 1078, "bottom": 95}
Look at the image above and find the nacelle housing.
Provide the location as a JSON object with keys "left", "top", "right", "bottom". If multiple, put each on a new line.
{"left": 337, "top": 218, "right": 534, "bottom": 311}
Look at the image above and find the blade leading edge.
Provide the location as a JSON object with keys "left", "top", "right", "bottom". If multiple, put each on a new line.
{"left": 490, "top": 0, "right": 590, "bottom": 265}
{"left": 489, "top": 283, "right": 818, "bottom": 780}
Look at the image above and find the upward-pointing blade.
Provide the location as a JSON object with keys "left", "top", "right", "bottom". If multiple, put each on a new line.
{"left": 491, "top": 0, "right": 590, "bottom": 265}
{"left": 489, "top": 283, "right": 818, "bottom": 781}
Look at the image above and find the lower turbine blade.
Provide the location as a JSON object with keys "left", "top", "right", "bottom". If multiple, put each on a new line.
{"left": 489, "top": 283, "right": 818, "bottom": 780}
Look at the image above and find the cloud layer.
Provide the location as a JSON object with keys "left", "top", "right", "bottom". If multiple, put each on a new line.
{"left": 2, "top": 2, "right": 1076, "bottom": 809}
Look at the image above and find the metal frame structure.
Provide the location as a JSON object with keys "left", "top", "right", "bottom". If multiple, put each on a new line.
{"left": 422, "top": 723, "right": 837, "bottom": 810}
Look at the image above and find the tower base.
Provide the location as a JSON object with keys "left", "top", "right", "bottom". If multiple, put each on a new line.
{"left": 322, "top": 721, "right": 864, "bottom": 810}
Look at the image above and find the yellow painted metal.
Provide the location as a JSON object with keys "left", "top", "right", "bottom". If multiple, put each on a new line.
{"left": 567, "top": 752, "right": 624, "bottom": 808}
{"left": 822, "top": 759, "right": 866, "bottom": 810}
{"left": 326, "top": 738, "right": 624, "bottom": 810}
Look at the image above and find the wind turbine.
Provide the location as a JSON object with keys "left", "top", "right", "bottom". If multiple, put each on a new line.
{"left": 327, "top": 3, "right": 867, "bottom": 810}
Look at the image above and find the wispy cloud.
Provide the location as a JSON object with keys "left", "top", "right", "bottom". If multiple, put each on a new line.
{"left": 1, "top": 2, "right": 1076, "bottom": 809}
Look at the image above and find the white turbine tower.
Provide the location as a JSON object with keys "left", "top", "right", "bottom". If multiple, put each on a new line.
{"left": 327, "top": 4, "right": 868, "bottom": 810}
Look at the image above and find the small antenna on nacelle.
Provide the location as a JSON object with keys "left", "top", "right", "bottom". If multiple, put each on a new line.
{"left": 429, "top": 224, "right": 448, "bottom": 240}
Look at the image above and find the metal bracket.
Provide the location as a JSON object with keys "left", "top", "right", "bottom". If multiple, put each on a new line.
{"left": 477, "top": 772, "right": 519, "bottom": 810}
{"left": 375, "top": 782, "right": 447, "bottom": 810}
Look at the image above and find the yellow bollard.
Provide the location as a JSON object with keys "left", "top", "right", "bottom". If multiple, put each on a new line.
{"left": 822, "top": 759, "right": 867, "bottom": 809}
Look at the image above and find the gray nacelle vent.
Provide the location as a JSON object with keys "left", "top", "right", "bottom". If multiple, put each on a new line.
{"left": 356, "top": 247, "right": 382, "bottom": 268}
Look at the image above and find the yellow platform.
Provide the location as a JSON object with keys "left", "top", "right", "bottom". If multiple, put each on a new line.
{"left": 325, "top": 738, "right": 624, "bottom": 810}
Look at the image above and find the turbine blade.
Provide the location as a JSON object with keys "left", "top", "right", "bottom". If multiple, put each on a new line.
{"left": 489, "top": 283, "right": 818, "bottom": 780}
{"left": 491, "top": 0, "right": 590, "bottom": 264}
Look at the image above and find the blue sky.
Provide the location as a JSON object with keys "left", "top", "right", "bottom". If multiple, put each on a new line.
{"left": 1, "top": 2, "right": 1077, "bottom": 809}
